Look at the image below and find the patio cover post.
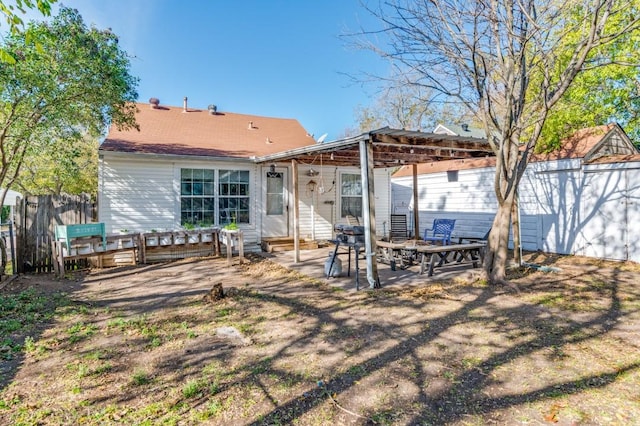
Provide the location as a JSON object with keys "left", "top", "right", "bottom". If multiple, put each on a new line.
{"left": 291, "top": 159, "right": 300, "bottom": 263}
{"left": 359, "top": 138, "right": 381, "bottom": 288}
{"left": 412, "top": 164, "right": 419, "bottom": 238}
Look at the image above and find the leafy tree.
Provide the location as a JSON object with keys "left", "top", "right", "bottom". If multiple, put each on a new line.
{"left": 361, "top": 0, "right": 640, "bottom": 284}
{"left": 0, "top": 7, "right": 139, "bottom": 201}
{"left": 0, "top": 0, "right": 56, "bottom": 62}
{"left": 15, "top": 136, "right": 98, "bottom": 196}
{"left": 538, "top": 60, "right": 640, "bottom": 151}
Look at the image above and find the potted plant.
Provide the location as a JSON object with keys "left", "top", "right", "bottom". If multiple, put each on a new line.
{"left": 146, "top": 230, "right": 158, "bottom": 246}
{"left": 181, "top": 223, "right": 198, "bottom": 243}
{"left": 106, "top": 238, "right": 118, "bottom": 251}
{"left": 160, "top": 233, "right": 172, "bottom": 246}
{"left": 221, "top": 221, "right": 239, "bottom": 247}
{"left": 78, "top": 243, "right": 92, "bottom": 255}
{"left": 174, "top": 232, "right": 186, "bottom": 245}
{"left": 198, "top": 222, "right": 215, "bottom": 242}
{"left": 201, "top": 231, "right": 214, "bottom": 243}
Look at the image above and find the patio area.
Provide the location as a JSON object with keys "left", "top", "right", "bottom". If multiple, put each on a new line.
{"left": 261, "top": 245, "right": 484, "bottom": 292}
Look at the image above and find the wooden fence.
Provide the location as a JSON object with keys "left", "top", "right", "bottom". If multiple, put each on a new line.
{"left": 15, "top": 194, "right": 96, "bottom": 274}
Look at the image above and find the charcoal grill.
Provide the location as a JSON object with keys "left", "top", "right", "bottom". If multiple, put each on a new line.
{"left": 328, "top": 224, "right": 366, "bottom": 289}
{"left": 333, "top": 224, "right": 366, "bottom": 244}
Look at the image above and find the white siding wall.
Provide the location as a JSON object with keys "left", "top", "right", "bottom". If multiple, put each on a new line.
{"left": 392, "top": 157, "right": 640, "bottom": 261}
{"left": 99, "top": 156, "right": 176, "bottom": 233}
{"left": 524, "top": 159, "right": 583, "bottom": 254}
{"left": 392, "top": 167, "right": 499, "bottom": 242}
{"left": 579, "top": 161, "right": 640, "bottom": 261}
{"left": 98, "top": 154, "right": 260, "bottom": 245}
{"left": 373, "top": 169, "right": 392, "bottom": 237}
{"left": 295, "top": 166, "right": 392, "bottom": 240}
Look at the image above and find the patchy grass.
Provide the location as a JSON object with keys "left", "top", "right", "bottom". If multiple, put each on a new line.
{"left": 0, "top": 254, "right": 639, "bottom": 425}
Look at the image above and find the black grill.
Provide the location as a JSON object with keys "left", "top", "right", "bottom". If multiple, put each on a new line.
{"left": 334, "top": 224, "right": 366, "bottom": 244}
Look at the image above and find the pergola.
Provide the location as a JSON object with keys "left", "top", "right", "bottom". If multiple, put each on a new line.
{"left": 256, "top": 127, "right": 494, "bottom": 288}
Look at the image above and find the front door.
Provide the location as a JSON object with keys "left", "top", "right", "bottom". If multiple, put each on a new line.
{"left": 262, "top": 166, "right": 289, "bottom": 237}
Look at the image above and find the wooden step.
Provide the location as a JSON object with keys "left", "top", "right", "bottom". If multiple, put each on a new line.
{"left": 261, "top": 237, "right": 318, "bottom": 253}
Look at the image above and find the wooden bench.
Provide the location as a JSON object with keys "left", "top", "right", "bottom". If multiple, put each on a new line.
{"left": 415, "top": 242, "right": 486, "bottom": 276}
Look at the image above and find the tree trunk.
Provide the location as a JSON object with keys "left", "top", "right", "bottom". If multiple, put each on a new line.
{"left": 0, "top": 237, "right": 6, "bottom": 278}
{"left": 483, "top": 192, "right": 515, "bottom": 284}
{"left": 511, "top": 190, "right": 521, "bottom": 266}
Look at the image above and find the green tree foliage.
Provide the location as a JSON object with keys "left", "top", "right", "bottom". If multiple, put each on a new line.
{"left": 362, "top": 0, "right": 640, "bottom": 284}
{"left": 0, "top": 7, "right": 138, "bottom": 198}
{"left": 16, "top": 136, "right": 98, "bottom": 196}
{"left": 537, "top": 5, "right": 640, "bottom": 150}
{"left": 0, "top": 0, "right": 56, "bottom": 62}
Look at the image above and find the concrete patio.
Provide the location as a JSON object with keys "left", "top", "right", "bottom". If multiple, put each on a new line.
{"left": 261, "top": 246, "right": 484, "bottom": 292}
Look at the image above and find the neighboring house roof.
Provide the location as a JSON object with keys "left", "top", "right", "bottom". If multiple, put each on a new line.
{"left": 433, "top": 123, "right": 486, "bottom": 139}
{"left": 532, "top": 123, "right": 638, "bottom": 164}
{"left": 587, "top": 153, "right": 640, "bottom": 164}
{"left": 393, "top": 123, "right": 637, "bottom": 177}
{"left": 100, "top": 102, "right": 316, "bottom": 158}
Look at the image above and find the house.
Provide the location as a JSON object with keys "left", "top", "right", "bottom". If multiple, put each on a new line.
{"left": 101, "top": 100, "right": 312, "bottom": 246}
{"left": 100, "top": 101, "right": 496, "bottom": 286}
{"left": 98, "top": 100, "right": 398, "bottom": 250}
{"left": 391, "top": 123, "right": 640, "bottom": 262}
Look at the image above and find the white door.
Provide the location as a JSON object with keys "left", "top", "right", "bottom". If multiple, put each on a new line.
{"left": 262, "top": 167, "right": 289, "bottom": 237}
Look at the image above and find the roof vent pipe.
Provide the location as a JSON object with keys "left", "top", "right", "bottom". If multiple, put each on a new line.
{"left": 461, "top": 123, "right": 469, "bottom": 132}
{"left": 149, "top": 98, "right": 160, "bottom": 109}
{"left": 183, "top": 96, "right": 188, "bottom": 113}
{"left": 208, "top": 104, "right": 217, "bottom": 115}
{"left": 248, "top": 121, "right": 253, "bottom": 129}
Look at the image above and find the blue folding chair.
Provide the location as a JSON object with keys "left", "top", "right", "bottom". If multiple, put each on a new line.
{"left": 423, "top": 219, "right": 456, "bottom": 245}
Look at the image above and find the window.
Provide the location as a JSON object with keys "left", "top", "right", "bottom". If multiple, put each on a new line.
{"left": 266, "top": 172, "right": 284, "bottom": 215}
{"left": 181, "top": 169, "right": 215, "bottom": 226}
{"left": 340, "top": 173, "right": 362, "bottom": 218}
{"left": 219, "top": 170, "right": 250, "bottom": 224}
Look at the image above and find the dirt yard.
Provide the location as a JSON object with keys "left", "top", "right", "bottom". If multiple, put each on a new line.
{"left": 0, "top": 252, "right": 639, "bottom": 425}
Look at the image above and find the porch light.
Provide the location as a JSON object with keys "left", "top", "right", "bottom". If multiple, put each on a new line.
{"left": 269, "top": 164, "right": 276, "bottom": 174}
{"left": 307, "top": 179, "right": 317, "bottom": 192}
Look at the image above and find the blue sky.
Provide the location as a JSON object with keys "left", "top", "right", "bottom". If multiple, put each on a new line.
{"left": 40, "top": 1, "right": 390, "bottom": 141}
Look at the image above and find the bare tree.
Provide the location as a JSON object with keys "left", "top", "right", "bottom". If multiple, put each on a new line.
{"left": 349, "top": 77, "right": 473, "bottom": 135}
{"left": 360, "top": 0, "right": 640, "bottom": 284}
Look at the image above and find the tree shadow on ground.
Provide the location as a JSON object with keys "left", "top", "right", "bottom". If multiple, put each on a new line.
{"left": 2, "top": 254, "right": 639, "bottom": 424}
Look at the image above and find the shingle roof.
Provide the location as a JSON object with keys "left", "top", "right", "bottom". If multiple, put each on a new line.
{"left": 533, "top": 124, "right": 615, "bottom": 162}
{"left": 100, "top": 102, "right": 316, "bottom": 158}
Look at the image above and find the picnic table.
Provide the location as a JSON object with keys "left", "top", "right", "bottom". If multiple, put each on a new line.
{"left": 376, "top": 240, "right": 412, "bottom": 270}
{"left": 415, "top": 242, "right": 486, "bottom": 276}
